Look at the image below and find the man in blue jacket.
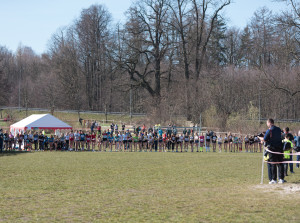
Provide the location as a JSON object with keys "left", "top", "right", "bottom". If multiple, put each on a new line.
{"left": 260, "top": 119, "right": 285, "bottom": 184}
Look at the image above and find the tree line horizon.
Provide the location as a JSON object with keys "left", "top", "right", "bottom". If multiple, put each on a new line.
{"left": 0, "top": 0, "right": 299, "bottom": 129}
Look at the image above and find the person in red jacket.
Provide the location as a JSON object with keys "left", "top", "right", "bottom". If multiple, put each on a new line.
{"left": 86, "top": 131, "right": 91, "bottom": 151}
{"left": 91, "top": 131, "right": 96, "bottom": 151}
{"left": 199, "top": 133, "right": 204, "bottom": 152}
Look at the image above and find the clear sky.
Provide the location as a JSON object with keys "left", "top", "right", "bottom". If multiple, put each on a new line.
{"left": 0, "top": 0, "right": 288, "bottom": 55}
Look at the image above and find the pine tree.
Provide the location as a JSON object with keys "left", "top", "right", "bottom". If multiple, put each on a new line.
{"left": 207, "top": 15, "right": 227, "bottom": 66}
{"left": 239, "top": 26, "right": 252, "bottom": 67}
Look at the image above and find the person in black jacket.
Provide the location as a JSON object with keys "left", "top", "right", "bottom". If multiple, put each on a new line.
{"left": 259, "top": 119, "right": 285, "bottom": 184}
{"left": 0, "top": 129, "right": 3, "bottom": 152}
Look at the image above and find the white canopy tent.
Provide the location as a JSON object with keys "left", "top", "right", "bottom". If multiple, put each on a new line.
{"left": 10, "top": 114, "right": 72, "bottom": 134}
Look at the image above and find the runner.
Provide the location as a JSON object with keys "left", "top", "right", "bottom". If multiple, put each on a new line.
{"left": 138, "top": 132, "right": 143, "bottom": 152}
{"left": 80, "top": 130, "right": 86, "bottom": 151}
{"left": 60, "top": 133, "right": 65, "bottom": 151}
{"left": 153, "top": 133, "right": 158, "bottom": 152}
{"left": 86, "top": 131, "right": 91, "bottom": 151}
{"left": 199, "top": 133, "right": 204, "bottom": 152}
{"left": 38, "top": 132, "right": 44, "bottom": 151}
{"left": 49, "top": 135, "right": 54, "bottom": 151}
{"left": 44, "top": 135, "right": 49, "bottom": 150}
{"left": 184, "top": 133, "right": 189, "bottom": 152}
{"left": 18, "top": 133, "right": 23, "bottom": 150}
{"left": 148, "top": 134, "right": 154, "bottom": 152}
{"left": 143, "top": 132, "right": 148, "bottom": 152}
{"left": 175, "top": 134, "right": 180, "bottom": 152}
{"left": 228, "top": 133, "right": 233, "bottom": 152}
{"left": 133, "top": 133, "right": 139, "bottom": 152}
{"left": 244, "top": 135, "right": 249, "bottom": 152}
{"left": 12, "top": 133, "right": 16, "bottom": 150}
{"left": 233, "top": 134, "right": 239, "bottom": 152}
{"left": 212, "top": 133, "right": 217, "bottom": 152}
{"left": 3, "top": 131, "right": 9, "bottom": 151}
{"left": 69, "top": 130, "right": 74, "bottom": 150}
{"left": 127, "top": 130, "right": 132, "bottom": 152}
{"left": 179, "top": 134, "right": 184, "bottom": 152}
{"left": 33, "top": 132, "right": 39, "bottom": 151}
{"left": 74, "top": 130, "right": 80, "bottom": 152}
{"left": 65, "top": 132, "right": 70, "bottom": 151}
{"left": 238, "top": 137, "right": 243, "bottom": 152}
{"left": 28, "top": 131, "right": 33, "bottom": 151}
{"left": 163, "top": 133, "right": 167, "bottom": 152}
{"left": 194, "top": 133, "right": 199, "bottom": 152}
{"left": 171, "top": 133, "right": 176, "bottom": 152}
{"left": 205, "top": 131, "right": 211, "bottom": 152}
{"left": 102, "top": 130, "right": 108, "bottom": 152}
{"left": 249, "top": 135, "right": 254, "bottom": 153}
{"left": 97, "top": 132, "right": 102, "bottom": 151}
{"left": 108, "top": 133, "right": 114, "bottom": 152}
{"left": 254, "top": 135, "right": 259, "bottom": 152}
{"left": 158, "top": 134, "right": 163, "bottom": 152}
{"left": 189, "top": 133, "right": 194, "bottom": 152}
{"left": 54, "top": 135, "right": 59, "bottom": 151}
{"left": 114, "top": 133, "right": 120, "bottom": 152}
{"left": 23, "top": 131, "right": 29, "bottom": 151}
{"left": 223, "top": 134, "right": 228, "bottom": 152}
{"left": 217, "top": 135, "right": 223, "bottom": 152}
{"left": 91, "top": 131, "right": 96, "bottom": 151}
{"left": 258, "top": 137, "right": 262, "bottom": 153}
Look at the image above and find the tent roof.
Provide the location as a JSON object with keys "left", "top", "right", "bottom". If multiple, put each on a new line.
{"left": 10, "top": 114, "right": 72, "bottom": 130}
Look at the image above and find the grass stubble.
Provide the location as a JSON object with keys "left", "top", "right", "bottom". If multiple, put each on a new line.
{"left": 0, "top": 151, "right": 299, "bottom": 222}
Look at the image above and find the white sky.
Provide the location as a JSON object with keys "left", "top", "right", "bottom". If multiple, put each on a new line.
{"left": 0, "top": 0, "right": 288, "bottom": 54}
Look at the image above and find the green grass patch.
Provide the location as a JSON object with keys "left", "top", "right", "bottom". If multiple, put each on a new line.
{"left": 0, "top": 152, "right": 299, "bottom": 222}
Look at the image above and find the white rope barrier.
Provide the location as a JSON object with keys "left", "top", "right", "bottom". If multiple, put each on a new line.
{"left": 261, "top": 148, "right": 300, "bottom": 184}
{"left": 265, "top": 148, "right": 300, "bottom": 156}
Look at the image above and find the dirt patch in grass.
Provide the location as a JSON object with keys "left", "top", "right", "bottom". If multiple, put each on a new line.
{"left": 253, "top": 183, "right": 300, "bottom": 196}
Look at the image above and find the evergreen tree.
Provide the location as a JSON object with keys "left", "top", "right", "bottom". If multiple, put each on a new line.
{"left": 207, "top": 15, "right": 227, "bottom": 66}
{"left": 239, "top": 25, "right": 252, "bottom": 67}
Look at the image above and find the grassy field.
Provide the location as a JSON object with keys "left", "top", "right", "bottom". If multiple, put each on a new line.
{"left": 0, "top": 151, "right": 299, "bottom": 222}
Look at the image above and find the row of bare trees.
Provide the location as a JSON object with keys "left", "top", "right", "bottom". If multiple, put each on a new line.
{"left": 0, "top": 0, "right": 299, "bottom": 128}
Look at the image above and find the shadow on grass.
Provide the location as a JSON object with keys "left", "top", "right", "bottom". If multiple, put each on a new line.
{"left": 0, "top": 151, "right": 32, "bottom": 157}
{"left": 291, "top": 181, "right": 300, "bottom": 184}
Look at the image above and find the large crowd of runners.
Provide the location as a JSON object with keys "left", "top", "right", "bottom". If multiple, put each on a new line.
{"left": 0, "top": 123, "right": 270, "bottom": 153}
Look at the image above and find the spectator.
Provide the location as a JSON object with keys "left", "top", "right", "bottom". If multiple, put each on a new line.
{"left": 111, "top": 123, "right": 115, "bottom": 134}
{"left": 205, "top": 131, "right": 211, "bottom": 152}
{"left": 295, "top": 130, "right": 300, "bottom": 168}
{"left": 259, "top": 119, "right": 285, "bottom": 184}
{"left": 91, "top": 121, "right": 95, "bottom": 133}
{"left": 172, "top": 125, "right": 177, "bottom": 135}
{"left": 97, "top": 125, "right": 101, "bottom": 135}
{"left": 0, "top": 129, "right": 3, "bottom": 152}
{"left": 282, "top": 127, "right": 294, "bottom": 174}
{"left": 283, "top": 133, "right": 293, "bottom": 176}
